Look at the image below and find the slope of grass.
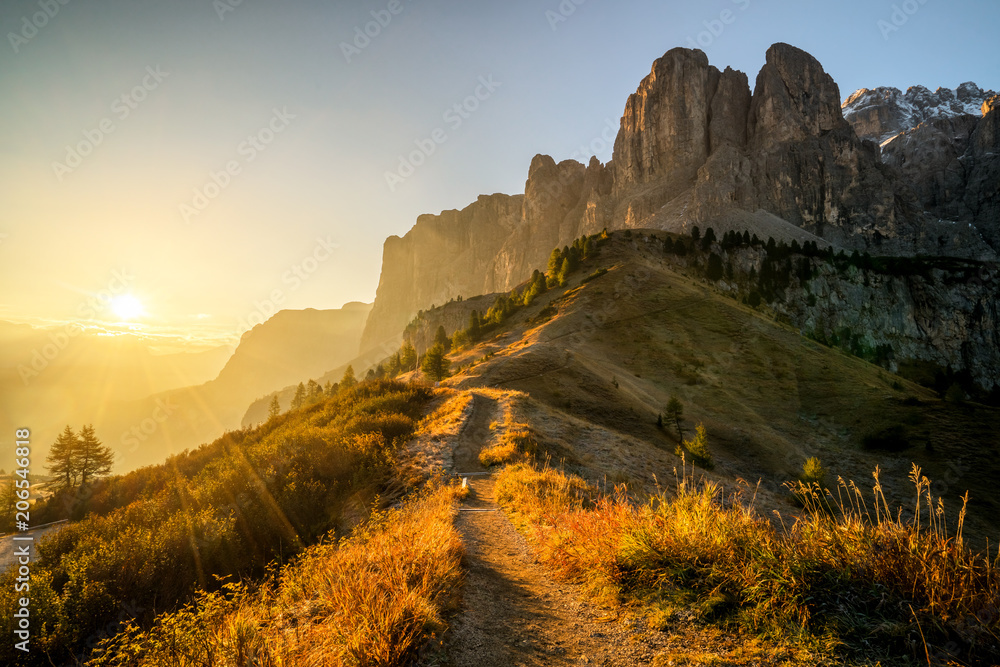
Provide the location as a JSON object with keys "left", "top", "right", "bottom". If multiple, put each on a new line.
{"left": 87, "top": 481, "right": 466, "bottom": 667}
{"left": 0, "top": 380, "right": 433, "bottom": 666}
{"left": 495, "top": 461, "right": 1000, "bottom": 665}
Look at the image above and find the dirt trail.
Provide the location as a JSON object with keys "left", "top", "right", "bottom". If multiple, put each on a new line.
{"left": 429, "top": 392, "right": 670, "bottom": 667}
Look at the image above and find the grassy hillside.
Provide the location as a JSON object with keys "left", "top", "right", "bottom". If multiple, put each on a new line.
{"left": 0, "top": 380, "right": 436, "bottom": 665}
{"left": 423, "top": 230, "right": 1000, "bottom": 545}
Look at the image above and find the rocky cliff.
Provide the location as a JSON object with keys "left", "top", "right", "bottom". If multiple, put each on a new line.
{"left": 360, "top": 43, "right": 998, "bottom": 364}
{"left": 873, "top": 95, "right": 1000, "bottom": 253}
{"left": 842, "top": 82, "right": 996, "bottom": 144}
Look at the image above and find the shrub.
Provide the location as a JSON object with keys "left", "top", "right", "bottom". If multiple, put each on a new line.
{"left": 800, "top": 456, "right": 826, "bottom": 486}
{"left": 676, "top": 422, "right": 713, "bottom": 469}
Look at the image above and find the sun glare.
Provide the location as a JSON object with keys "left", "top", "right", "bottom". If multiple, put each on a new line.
{"left": 111, "top": 293, "right": 145, "bottom": 320}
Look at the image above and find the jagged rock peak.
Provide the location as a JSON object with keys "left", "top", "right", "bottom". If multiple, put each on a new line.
{"left": 748, "top": 42, "right": 846, "bottom": 146}
{"left": 843, "top": 81, "right": 997, "bottom": 143}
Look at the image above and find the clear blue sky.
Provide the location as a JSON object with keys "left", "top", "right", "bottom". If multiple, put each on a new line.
{"left": 1, "top": 0, "right": 997, "bottom": 346}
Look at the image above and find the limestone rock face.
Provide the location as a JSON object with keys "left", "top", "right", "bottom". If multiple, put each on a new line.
{"left": 359, "top": 43, "right": 1000, "bottom": 389}
{"left": 360, "top": 157, "right": 608, "bottom": 351}
{"left": 360, "top": 194, "right": 523, "bottom": 351}
{"left": 965, "top": 103, "right": 1000, "bottom": 251}
{"left": 843, "top": 82, "right": 996, "bottom": 143}
{"left": 876, "top": 97, "right": 1000, "bottom": 253}
{"left": 881, "top": 115, "right": 980, "bottom": 223}
{"left": 612, "top": 48, "right": 716, "bottom": 194}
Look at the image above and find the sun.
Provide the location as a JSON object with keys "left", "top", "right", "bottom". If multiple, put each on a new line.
{"left": 110, "top": 294, "right": 145, "bottom": 320}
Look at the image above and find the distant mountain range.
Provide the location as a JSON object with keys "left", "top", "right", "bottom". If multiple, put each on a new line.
{"left": 842, "top": 82, "right": 996, "bottom": 144}
{"left": 8, "top": 304, "right": 370, "bottom": 472}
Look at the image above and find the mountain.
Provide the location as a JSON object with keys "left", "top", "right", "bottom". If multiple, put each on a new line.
{"left": 0, "top": 324, "right": 233, "bottom": 474}
{"left": 426, "top": 229, "right": 1000, "bottom": 541}
{"left": 22, "top": 304, "right": 373, "bottom": 473}
{"left": 361, "top": 43, "right": 998, "bottom": 359}
{"left": 214, "top": 303, "right": 371, "bottom": 396}
{"left": 842, "top": 82, "right": 996, "bottom": 144}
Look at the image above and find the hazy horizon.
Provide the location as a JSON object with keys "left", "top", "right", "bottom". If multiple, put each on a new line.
{"left": 2, "top": 0, "right": 998, "bottom": 349}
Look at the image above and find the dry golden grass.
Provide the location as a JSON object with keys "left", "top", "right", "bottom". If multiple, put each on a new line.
{"left": 90, "top": 481, "right": 466, "bottom": 667}
{"left": 478, "top": 392, "right": 538, "bottom": 467}
{"left": 495, "top": 460, "right": 1000, "bottom": 665}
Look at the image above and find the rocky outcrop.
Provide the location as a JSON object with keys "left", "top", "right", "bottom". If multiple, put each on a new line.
{"left": 360, "top": 43, "right": 999, "bottom": 370}
{"left": 965, "top": 102, "right": 1000, "bottom": 251}
{"left": 878, "top": 98, "right": 1000, "bottom": 253}
{"left": 781, "top": 260, "right": 1000, "bottom": 394}
{"left": 361, "top": 158, "right": 612, "bottom": 351}
{"left": 843, "top": 82, "right": 996, "bottom": 144}
{"left": 361, "top": 194, "right": 523, "bottom": 351}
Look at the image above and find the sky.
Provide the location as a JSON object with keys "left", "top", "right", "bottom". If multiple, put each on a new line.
{"left": 0, "top": 0, "right": 997, "bottom": 349}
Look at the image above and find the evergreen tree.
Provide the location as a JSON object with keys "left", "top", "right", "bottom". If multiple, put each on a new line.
{"left": 691, "top": 226, "right": 701, "bottom": 241}
{"left": 547, "top": 248, "right": 563, "bottom": 276}
{"left": 706, "top": 253, "right": 724, "bottom": 281}
{"left": 324, "top": 380, "right": 334, "bottom": 396}
{"left": 291, "top": 382, "right": 306, "bottom": 410}
{"left": 558, "top": 257, "right": 571, "bottom": 286}
{"left": 77, "top": 424, "right": 114, "bottom": 486}
{"left": 400, "top": 341, "right": 418, "bottom": 371}
{"left": 701, "top": 227, "right": 716, "bottom": 251}
{"left": 663, "top": 237, "right": 674, "bottom": 254}
{"left": 801, "top": 457, "right": 826, "bottom": 486}
{"left": 665, "top": 396, "right": 684, "bottom": 442}
{"left": 679, "top": 423, "right": 713, "bottom": 469}
{"left": 743, "top": 231, "right": 751, "bottom": 245}
{"left": 307, "top": 379, "right": 322, "bottom": 402}
{"left": 47, "top": 425, "right": 79, "bottom": 489}
{"left": 467, "top": 312, "right": 481, "bottom": 342}
{"left": 267, "top": 395, "right": 281, "bottom": 421}
{"left": 434, "top": 325, "right": 451, "bottom": 352}
{"left": 340, "top": 365, "right": 357, "bottom": 391}
{"left": 421, "top": 344, "right": 450, "bottom": 382}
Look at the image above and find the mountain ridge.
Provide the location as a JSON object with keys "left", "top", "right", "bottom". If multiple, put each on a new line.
{"left": 360, "top": 43, "right": 1000, "bottom": 367}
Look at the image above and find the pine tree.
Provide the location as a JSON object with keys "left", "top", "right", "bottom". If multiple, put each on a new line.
{"left": 691, "top": 226, "right": 701, "bottom": 241}
{"left": 558, "top": 257, "right": 571, "bottom": 286}
{"left": 679, "top": 423, "right": 713, "bottom": 469}
{"left": 400, "top": 341, "right": 418, "bottom": 371}
{"left": 421, "top": 344, "right": 450, "bottom": 382}
{"left": 801, "top": 457, "right": 826, "bottom": 486}
{"left": 340, "top": 365, "right": 357, "bottom": 391}
{"left": 467, "top": 312, "right": 481, "bottom": 342}
{"left": 77, "top": 424, "right": 114, "bottom": 486}
{"left": 267, "top": 396, "right": 281, "bottom": 421}
{"left": 291, "top": 382, "right": 306, "bottom": 410}
{"left": 701, "top": 227, "right": 716, "bottom": 251}
{"left": 47, "top": 425, "right": 79, "bottom": 489}
{"left": 307, "top": 379, "right": 322, "bottom": 402}
{"left": 434, "top": 325, "right": 451, "bottom": 352}
{"left": 547, "top": 248, "right": 563, "bottom": 275}
{"left": 706, "top": 253, "right": 724, "bottom": 281}
{"left": 665, "top": 396, "right": 684, "bottom": 442}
